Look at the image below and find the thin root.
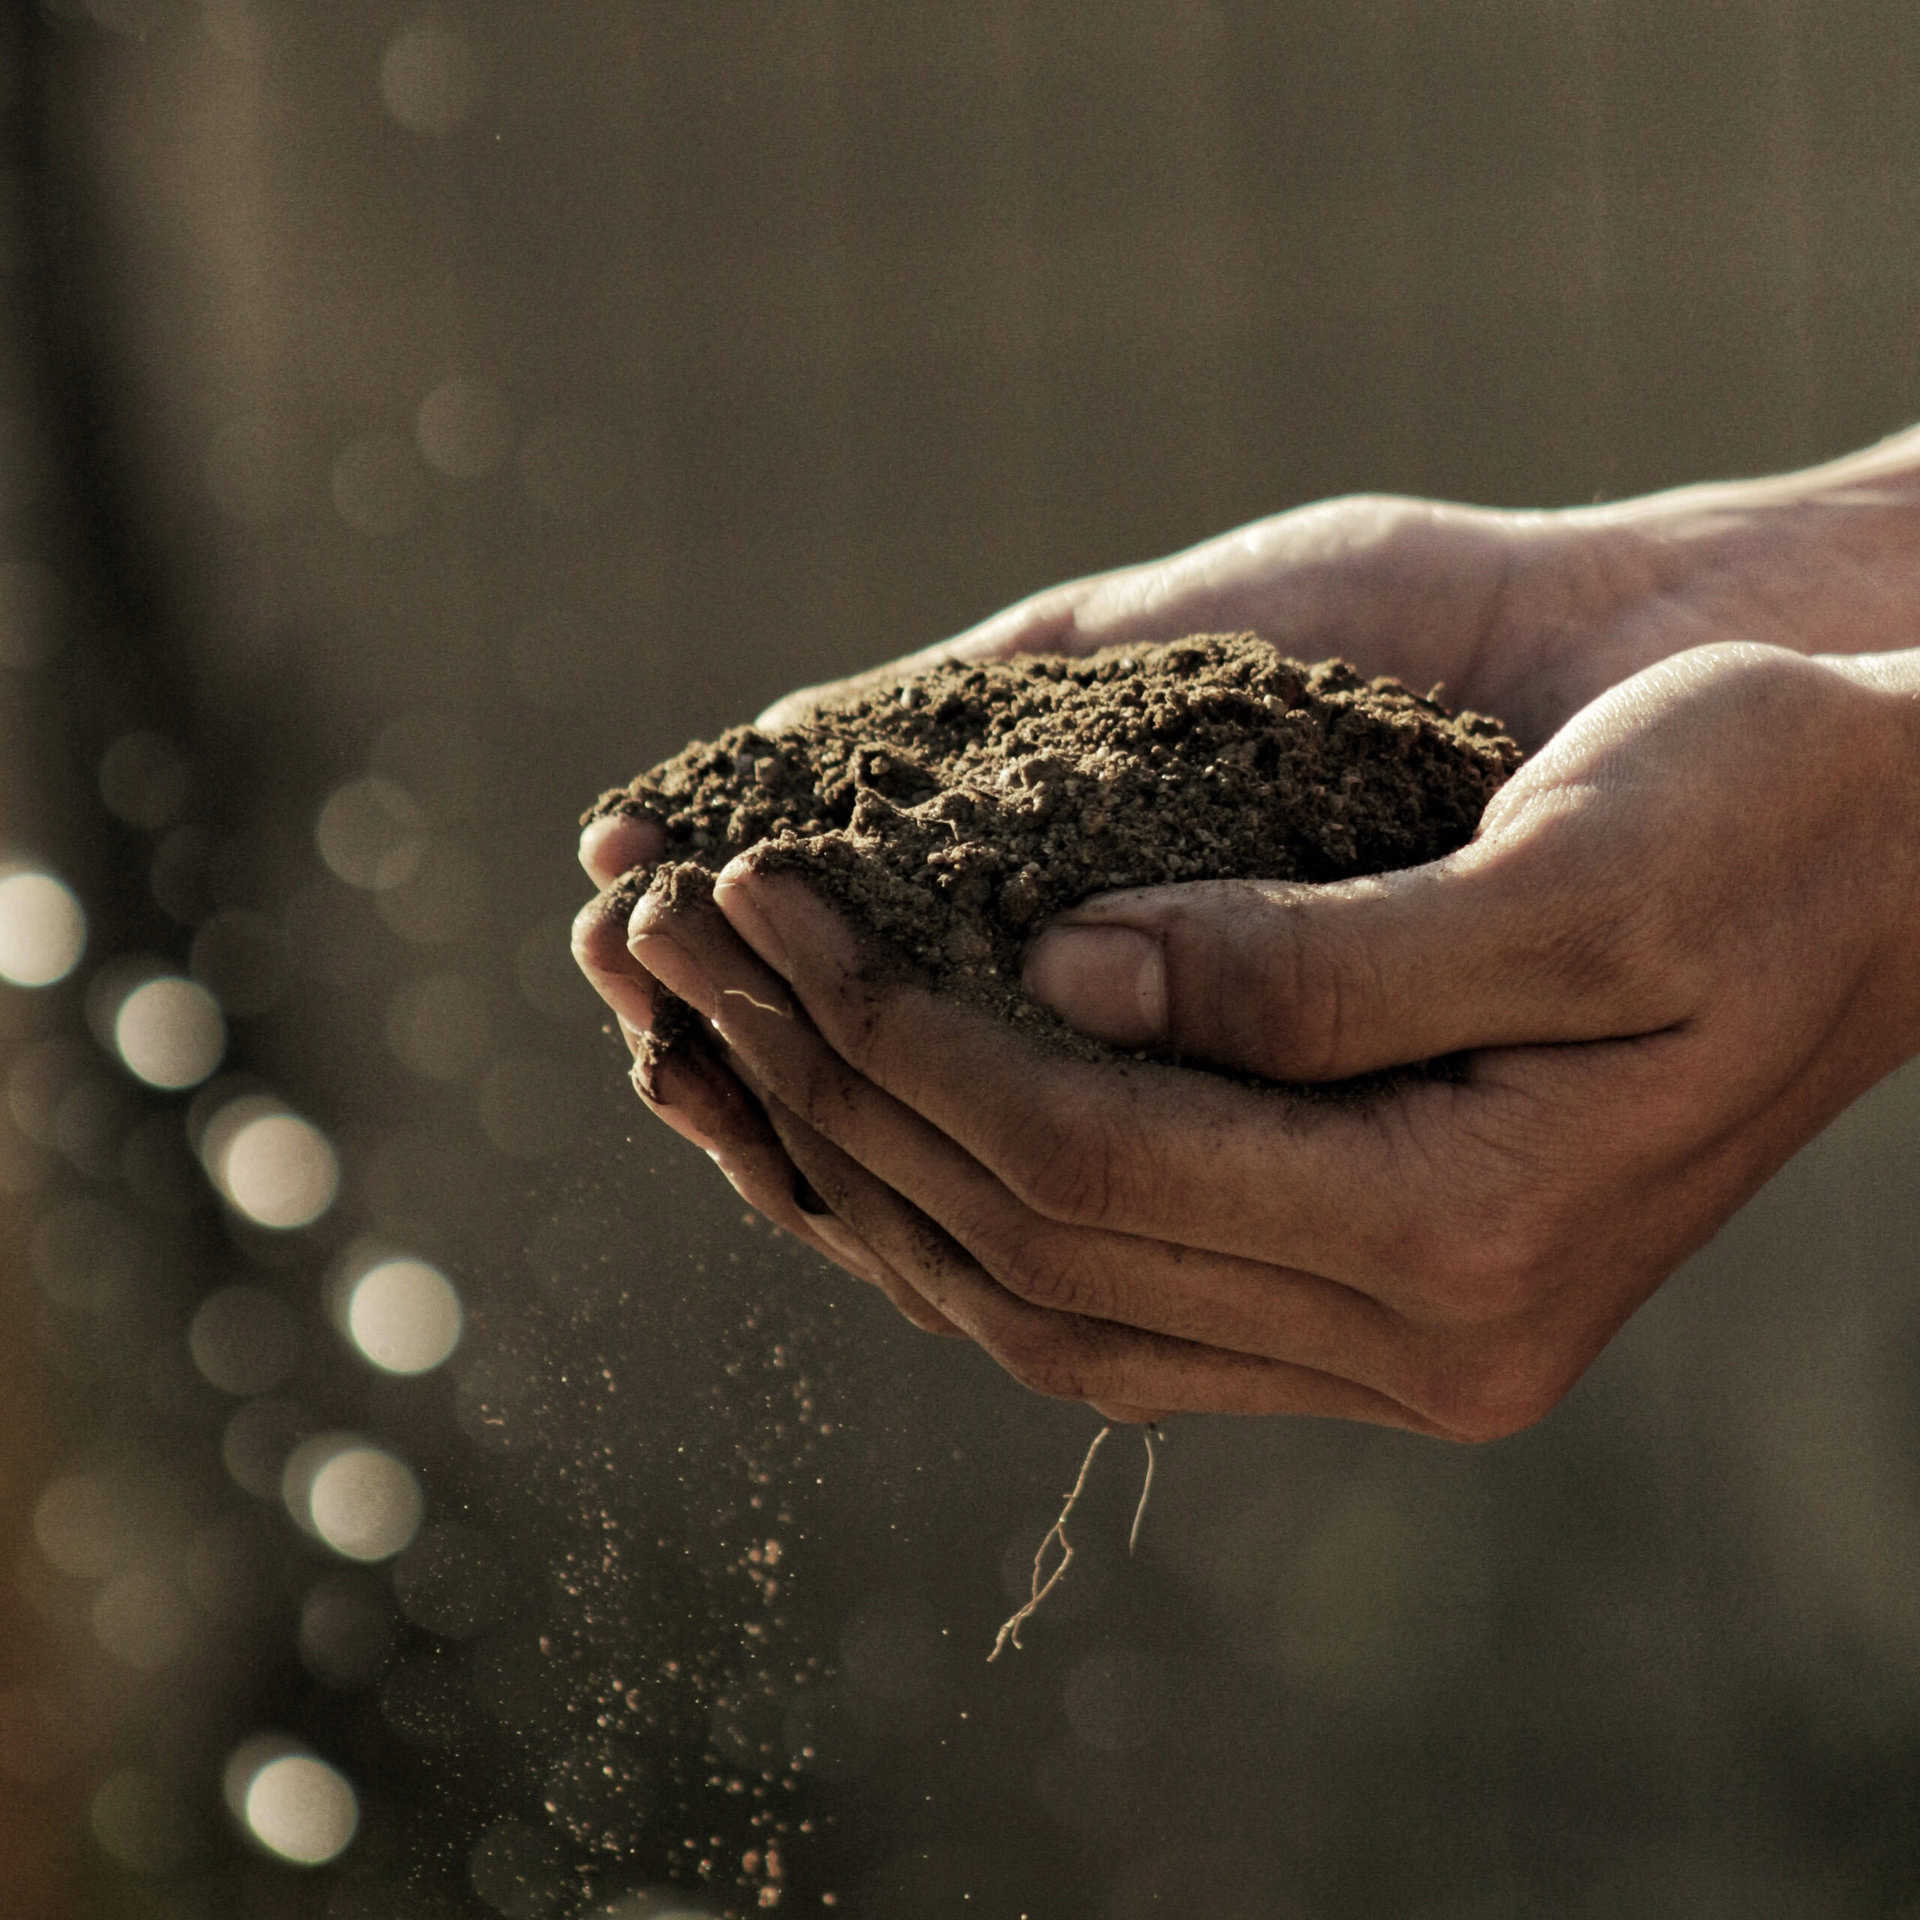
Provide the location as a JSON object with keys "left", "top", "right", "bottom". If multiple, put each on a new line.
{"left": 986, "top": 1421, "right": 1165, "bottom": 1661}
{"left": 988, "top": 1425, "right": 1109, "bottom": 1662}
{"left": 720, "top": 987, "right": 792, "bottom": 1018}
{"left": 1129, "top": 1424, "right": 1158, "bottom": 1556}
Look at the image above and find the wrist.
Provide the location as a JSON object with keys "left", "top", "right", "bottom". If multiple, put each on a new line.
{"left": 1825, "top": 647, "right": 1920, "bottom": 1066}
{"left": 1486, "top": 429, "right": 1920, "bottom": 739}
{"left": 1573, "top": 420, "right": 1920, "bottom": 542}
{"left": 1576, "top": 429, "right": 1920, "bottom": 661}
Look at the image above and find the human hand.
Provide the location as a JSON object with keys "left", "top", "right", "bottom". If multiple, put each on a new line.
{"left": 572, "top": 490, "right": 1548, "bottom": 1353}
{"left": 627, "top": 639, "right": 1920, "bottom": 1435}
{"left": 576, "top": 433, "right": 1920, "bottom": 1425}
{"left": 579, "top": 428, "right": 1920, "bottom": 1016}
{"left": 571, "top": 489, "right": 1617, "bottom": 1268}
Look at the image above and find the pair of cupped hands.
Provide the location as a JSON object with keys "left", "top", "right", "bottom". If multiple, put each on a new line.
{"left": 575, "top": 444, "right": 1920, "bottom": 1439}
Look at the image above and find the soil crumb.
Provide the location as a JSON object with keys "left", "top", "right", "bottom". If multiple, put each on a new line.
{"left": 587, "top": 634, "right": 1521, "bottom": 1068}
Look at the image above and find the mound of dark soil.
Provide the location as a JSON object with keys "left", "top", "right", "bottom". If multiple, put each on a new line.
{"left": 586, "top": 634, "right": 1520, "bottom": 1066}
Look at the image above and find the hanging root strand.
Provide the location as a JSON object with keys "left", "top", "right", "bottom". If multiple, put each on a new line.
{"left": 988, "top": 1425, "right": 1109, "bottom": 1662}
{"left": 1129, "top": 1423, "right": 1158, "bottom": 1556}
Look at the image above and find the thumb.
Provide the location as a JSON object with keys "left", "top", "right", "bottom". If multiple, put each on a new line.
{"left": 1020, "top": 842, "right": 1677, "bottom": 1082}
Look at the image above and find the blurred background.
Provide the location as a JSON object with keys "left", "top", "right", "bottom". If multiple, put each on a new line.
{"left": 4, "top": 1, "right": 1920, "bottom": 1915}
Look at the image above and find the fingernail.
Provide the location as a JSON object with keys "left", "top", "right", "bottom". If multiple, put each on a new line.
{"left": 577, "top": 814, "right": 629, "bottom": 884}
{"left": 714, "top": 874, "right": 790, "bottom": 975}
{"left": 1023, "top": 924, "right": 1166, "bottom": 1046}
{"left": 579, "top": 811, "right": 666, "bottom": 888}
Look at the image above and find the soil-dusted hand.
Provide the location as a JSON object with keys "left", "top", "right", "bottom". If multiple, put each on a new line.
{"left": 628, "top": 639, "right": 1920, "bottom": 1436}
{"left": 571, "top": 489, "right": 1673, "bottom": 1277}
{"left": 576, "top": 428, "right": 1920, "bottom": 1427}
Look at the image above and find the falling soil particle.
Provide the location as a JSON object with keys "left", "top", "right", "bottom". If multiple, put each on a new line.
{"left": 586, "top": 634, "right": 1521, "bottom": 1071}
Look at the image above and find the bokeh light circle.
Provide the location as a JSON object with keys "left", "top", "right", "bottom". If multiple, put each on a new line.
{"left": 469, "top": 1816, "right": 566, "bottom": 1918}
{"left": 202, "top": 1097, "right": 340, "bottom": 1229}
{"left": 346, "top": 1257, "right": 462, "bottom": 1375}
{"left": 91, "top": 1563, "right": 194, "bottom": 1672}
{"left": 189, "top": 908, "right": 288, "bottom": 1017}
{"left": 0, "top": 869, "right": 85, "bottom": 986}
{"left": 220, "top": 1397, "right": 308, "bottom": 1502}
{"left": 417, "top": 374, "right": 511, "bottom": 479}
{"left": 113, "top": 975, "right": 226, "bottom": 1089}
{"left": 297, "top": 1574, "right": 396, "bottom": 1689}
{"left": 89, "top": 1768, "right": 194, "bottom": 1877}
{"left": 225, "top": 1738, "right": 360, "bottom": 1867}
{"left": 379, "top": 21, "right": 485, "bottom": 134}
{"left": 585, "top": 1892, "right": 722, "bottom": 1919}
{"left": 33, "top": 1470, "right": 136, "bottom": 1580}
{"left": 98, "top": 729, "right": 189, "bottom": 830}
{"left": 315, "top": 775, "right": 425, "bottom": 890}
{"left": 283, "top": 1433, "right": 424, "bottom": 1562}
{"left": 330, "top": 431, "right": 423, "bottom": 536}
{"left": 385, "top": 971, "right": 491, "bottom": 1080}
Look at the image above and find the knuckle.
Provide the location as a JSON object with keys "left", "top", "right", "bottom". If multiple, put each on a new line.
{"left": 991, "top": 1321, "right": 1093, "bottom": 1402}
{"left": 1428, "top": 1342, "right": 1566, "bottom": 1445}
{"left": 1002, "top": 1108, "right": 1119, "bottom": 1227}
{"left": 1212, "top": 900, "right": 1368, "bottom": 1083}
{"left": 988, "top": 1235, "right": 1110, "bottom": 1318}
{"left": 1541, "top": 865, "right": 1696, "bottom": 1019}
{"left": 1273, "top": 932, "right": 1361, "bottom": 1083}
{"left": 1487, "top": 808, "right": 1706, "bottom": 1029}
{"left": 1430, "top": 1245, "right": 1540, "bottom": 1325}
{"left": 1414, "top": 1193, "right": 1558, "bottom": 1325}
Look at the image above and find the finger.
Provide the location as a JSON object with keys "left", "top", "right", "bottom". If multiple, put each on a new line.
{"left": 575, "top": 881, "right": 759, "bottom": 1120}
{"left": 572, "top": 884, "right": 668, "bottom": 1034}
{"left": 687, "top": 934, "right": 1432, "bottom": 1398}
{"left": 649, "top": 881, "right": 1446, "bottom": 1395}
{"left": 627, "top": 1012, "right": 800, "bottom": 1224}
{"left": 638, "top": 1000, "right": 938, "bottom": 1315}
{"left": 579, "top": 811, "right": 666, "bottom": 890}
{"left": 754, "top": 1096, "right": 964, "bottom": 1338}
{"left": 1020, "top": 818, "right": 1686, "bottom": 1083}
{"left": 577, "top": 880, "right": 795, "bottom": 1189}
{"left": 707, "top": 864, "right": 1433, "bottom": 1284}
{"left": 1033, "top": 497, "right": 1519, "bottom": 698}
{"left": 756, "top": 1014, "right": 1608, "bottom": 1440}
{"left": 694, "top": 864, "right": 1654, "bottom": 1435}
{"left": 758, "top": 1096, "right": 1437, "bottom": 1427}
{"left": 624, "top": 881, "right": 957, "bottom": 1330}
{"left": 738, "top": 1065, "right": 961, "bottom": 1338}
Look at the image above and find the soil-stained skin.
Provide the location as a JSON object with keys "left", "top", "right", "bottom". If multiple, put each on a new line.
{"left": 587, "top": 633, "right": 1522, "bottom": 1067}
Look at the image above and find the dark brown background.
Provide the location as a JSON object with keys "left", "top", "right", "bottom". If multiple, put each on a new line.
{"left": 6, "top": 2, "right": 1920, "bottom": 1915}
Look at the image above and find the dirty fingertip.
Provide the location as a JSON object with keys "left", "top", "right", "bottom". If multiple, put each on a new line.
{"left": 711, "top": 869, "right": 791, "bottom": 974}
{"left": 579, "top": 811, "right": 663, "bottom": 888}
{"left": 1023, "top": 922, "right": 1167, "bottom": 1046}
{"left": 717, "top": 864, "right": 863, "bottom": 977}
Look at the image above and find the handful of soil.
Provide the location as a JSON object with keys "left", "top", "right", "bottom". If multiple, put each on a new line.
{"left": 586, "top": 634, "right": 1521, "bottom": 1067}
